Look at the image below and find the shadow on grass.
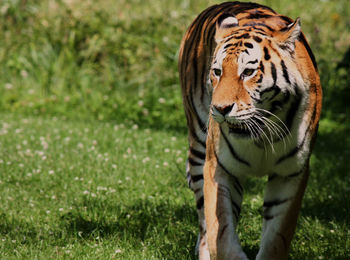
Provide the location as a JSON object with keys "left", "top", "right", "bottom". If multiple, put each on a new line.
{"left": 0, "top": 213, "right": 39, "bottom": 244}
{"left": 60, "top": 198, "right": 198, "bottom": 258}
{"left": 59, "top": 197, "right": 262, "bottom": 258}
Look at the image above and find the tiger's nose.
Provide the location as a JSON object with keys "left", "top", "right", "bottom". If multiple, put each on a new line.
{"left": 214, "top": 103, "right": 235, "bottom": 116}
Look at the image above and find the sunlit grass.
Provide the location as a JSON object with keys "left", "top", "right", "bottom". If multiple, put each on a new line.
{"left": 0, "top": 114, "right": 349, "bottom": 259}
{"left": 0, "top": 114, "right": 198, "bottom": 258}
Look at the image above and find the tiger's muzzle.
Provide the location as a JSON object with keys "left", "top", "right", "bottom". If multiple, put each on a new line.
{"left": 211, "top": 103, "right": 256, "bottom": 135}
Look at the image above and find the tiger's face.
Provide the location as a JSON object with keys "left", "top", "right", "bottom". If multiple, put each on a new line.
{"left": 209, "top": 15, "right": 302, "bottom": 139}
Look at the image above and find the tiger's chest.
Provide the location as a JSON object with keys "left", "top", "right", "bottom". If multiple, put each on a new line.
{"left": 214, "top": 124, "right": 307, "bottom": 178}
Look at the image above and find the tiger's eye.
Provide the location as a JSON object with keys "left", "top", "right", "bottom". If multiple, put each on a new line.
{"left": 213, "top": 68, "right": 222, "bottom": 77}
{"left": 242, "top": 68, "right": 255, "bottom": 77}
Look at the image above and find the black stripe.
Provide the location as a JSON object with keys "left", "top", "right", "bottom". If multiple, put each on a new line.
{"left": 189, "top": 86, "right": 207, "bottom": 134}
{"left": 286, "top": 168, "right": 304, "bottom": 178}
{"left": 256, "top": 31, "right": 268, "bottom": 36}
{"left": 221, "top": 23, "right": 238, "bottom": 29}
{"left": 186, "top": 78, "right": 207, "bottom": 136}
{"left": 200, "top": 22, "right": 215, "bottom": 103}
{"left": 264, "top": 47, "right": 271, "bottom": 60}
{"left": 281, "top": 60, "right": 291, "bottom": 84}
{"left": 214, "top": 151, "right": 243, "bottom": 197}
{"left": 245, "top": 13, "right": 273, "bottom": 20}
{"left": 247, "top": 59, "right": 258, "bottom": 64}
{"left": 269, "top": 167, "right": 305, "bottom": 181}
{"left": 217, "top": 184, "right": 241, "bottom": 221}
{"left": 264, "top": 214, "right": 274, "bottom": 220}
{"left": 196, "top": 196, "right": 204, "bottom": 209}
{"left": 279, "top": 24, "right": 293, "bottom": 33}
{"left": 224, "top": 35, "right": 235, "bottom": 43}
{"left": 231, "top": 200, "right": 241, "bottom": 220}
{"left": 275, "top": 117, "right": 311, "bottom": 164}
{"left": 190, "top": 130, "right": 206, "bottom": 149}
{"left": 251, "top": 95, "right": 262, "bottom": 104}
{"left": 188, "top": 157, "right": 202, "bottom": 166}
{"left": 279, "top": 15, "right": 293, "bottom": 24}
{"left": 263, "top": 198, "right": 289, "bottom": 208}
{"left": 226, "top": 2, "right": 276, "bottom": 14}
{"left": 268, "top": 173, "right": 277, "bottom": 181}
{"left": 182, "top": 5, "right": 217, "bottom": 125}
{"left": 218, "top": 224, "right": 229, "bottom": 239}
{"left": 275, "top": 146, "right": 299, "bottom": 165}
{"left": 220, "top": 128, "right": 251, "bottom": 167}
{"left": 257, "top": 74, "right": 263, "bottom": 83}
{"left": 267, "top": 86, "right": 281, "bottom": 101}
{"left": 244, "top": 42, "right": 253, "bottom": 48}
{"left": 218, "top": 185, "right": 240, "bottom": 219}
{"left": 298, "top": 33, "right": 318, "bottom": 71}
{"left": 190, "top": 148, "right": 206, "bottom": 160}
{"left": 259, "top": 61, "right": 265, "bottom": 73}
{"left": 271, "top": 62, "right": 277, "bottom": 86}
{"left": 253, "top": 36, "right": 262, "bottom": 43}
{"left": 244, "top": 22, "right": 275, "bottom": 32}
{"left": 224, "top": 43, "right": 234, "bottom": 49}
{"left": 285, "top": 86, "right": 302, "bottom": 130}
{"left": 191, "top": 174, "right": 203, "bottom": 183}
{"left": 259, "top": 85, "right": 279, "bottom": 96}
{"left": 234, "top": 33, "right": 250, "bottom": 39}
{"left": 251, "top": 27, "right": 268, "bottom": 33}
{"left": 186, "top": 169, "right": 191, "bottom": 187}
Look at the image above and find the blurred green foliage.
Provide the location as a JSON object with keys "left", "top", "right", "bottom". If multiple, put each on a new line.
{"left": 0, "top": 0, "right": 349, "bottom": 131}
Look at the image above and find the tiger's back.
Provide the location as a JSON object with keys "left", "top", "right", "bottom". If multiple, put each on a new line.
{"left": 178, "top": 2, "right": 321, "bottom": 259}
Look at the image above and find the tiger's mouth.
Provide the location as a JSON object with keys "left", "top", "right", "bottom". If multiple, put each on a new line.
{"left": 226, "top": 118, "right": 266, "bottom": 137}
{"left": 226, "top": 122, "right": 251, "bottom": 135}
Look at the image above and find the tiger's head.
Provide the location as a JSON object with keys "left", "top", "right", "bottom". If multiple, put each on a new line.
{"left": 210, "top": 14, "right": 304, "bottom": 140}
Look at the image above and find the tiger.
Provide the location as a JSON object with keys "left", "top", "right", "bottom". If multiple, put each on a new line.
{"left": 178, "top": 1, "right": 322, "bottom": 260}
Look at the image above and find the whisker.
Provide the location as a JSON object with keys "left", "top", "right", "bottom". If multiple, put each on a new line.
{"left": 255, "top": 115, "right": 283, "bottom": 140}
{"left": 244, "top": 119, "right": 258, "bottom": 141}
{"left": 261, "top": 116, "right": 290, "bottom": 146}
{"left": 255, "top": 108, "right": 291, "bottom": 136}
{"left": 250, "top": 117, "right": 275, "bottom": 153}
{"left": 256, "top": 116, "right": 287, "bottom": 150}
{"left": 245, "top": 119, "right": 268, "bottom": 152}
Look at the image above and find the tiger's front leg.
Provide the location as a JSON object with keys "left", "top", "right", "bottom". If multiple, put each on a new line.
{"left": 256, "top": 164, "right": 310, "bottom": 260}
{"left": 186, "top": 155, "right": 210, "bottom": 260}
{"left": 203, "top": 140, "right": 248, "bottom": 260}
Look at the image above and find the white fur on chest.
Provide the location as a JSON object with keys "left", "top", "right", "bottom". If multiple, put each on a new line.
{"left": 216, "top": 123, "right": 309, "bottom": 178}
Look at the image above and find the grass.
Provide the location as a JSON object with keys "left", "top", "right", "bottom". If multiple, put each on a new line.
{"left": 0, "top": 114, "right": 197, "bottom": 259}
{"left": 0, "top": 114, "right": 349, "bottom": 259}
{"left": 0, "top": 0, "right": 349, "bottom": 129}
{"left": 0, "top": 0, "right": 349, "bottom": 259}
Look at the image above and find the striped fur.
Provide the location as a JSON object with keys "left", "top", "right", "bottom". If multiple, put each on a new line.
{"left": 178, "top": 2, "right": 322, "bottom": 259}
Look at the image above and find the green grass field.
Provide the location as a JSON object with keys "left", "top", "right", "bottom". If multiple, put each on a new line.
{"left": 0, "top": 0, "right": 349, "bottom": 259}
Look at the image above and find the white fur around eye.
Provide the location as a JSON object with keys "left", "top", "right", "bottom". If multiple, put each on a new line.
{"left": 237, "top": 41, "right": 261, "bottom": 76}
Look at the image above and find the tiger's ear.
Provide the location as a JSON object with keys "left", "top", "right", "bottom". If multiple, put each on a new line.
{"left": 215, "top": 13, "right": 239, "bottom": 43}
{"left": 277, "top": 18, "right": 301, "bottom": 51}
